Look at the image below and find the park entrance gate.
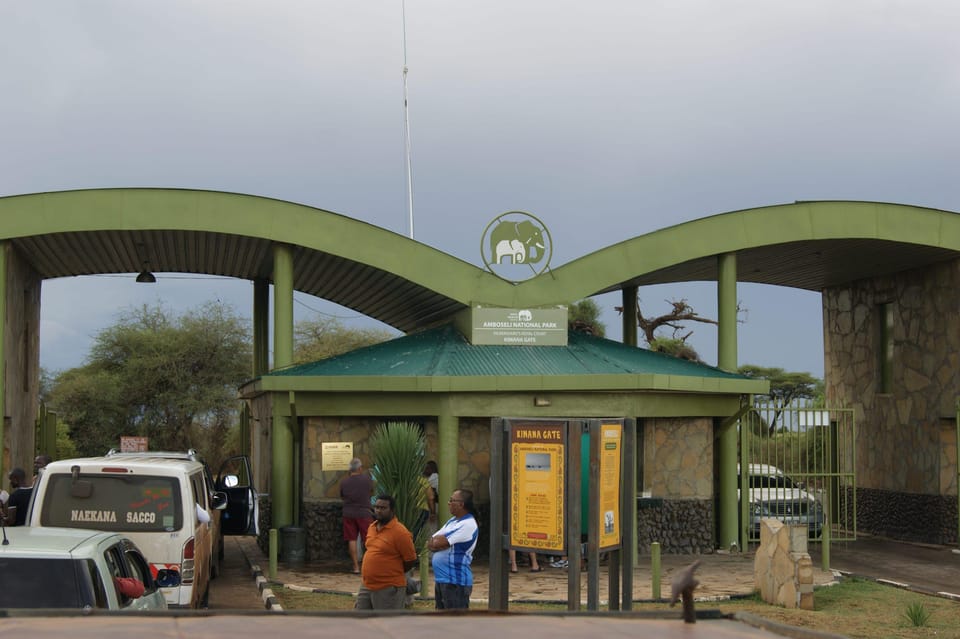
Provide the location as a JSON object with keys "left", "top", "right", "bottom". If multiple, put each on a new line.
{"left": 739, "top": 402, "right": 856, "bottom": 546}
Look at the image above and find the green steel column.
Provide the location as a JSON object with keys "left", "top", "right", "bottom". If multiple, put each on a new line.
{"left": 437, "top": 402, "right": 458, "bottom": 522}
{"left": 717, "top": 253, "right": 738, "bottom": 372}
{"left": 252, "top": 278, "right": 270, "bottom": 377}
{"left": 0, "top": 242, "right": 6, "bottom": 481}
{"left": 271, "top": 399, "right": 294, "bottom": 530}
{"left": 239, "top": 403, "right": 251, "bottom": 457}
{"left": 622, "top": 286, "right": 638, "bottom": 347}
{"left": 272, "top": 246, "right": 294, "bottom": 369}
{"left": 271, "top": 244, "right": 295, "bottom": 532}
{"left": 717, "top": 252, "right": 739, "bottom": 549}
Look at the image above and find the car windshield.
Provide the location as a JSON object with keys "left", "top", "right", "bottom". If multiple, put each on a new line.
{"left": 0, "top": 558, "right": 93, "bottom": 608}
{"left": 750, "top": 474, "right": 797, "bottom": 489}
{"left": 40, "top": 474, "right": 183, "bottom": 532}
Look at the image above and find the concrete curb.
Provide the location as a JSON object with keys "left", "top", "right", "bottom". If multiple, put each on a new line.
{"left": 233, "top": 539, "right": 284, "bottom": 611}
{"left": 252, "top": 566, "right": 283, "bottom": 611}
{"left": 833, "top": 569, "right": 960, "bottom": 602}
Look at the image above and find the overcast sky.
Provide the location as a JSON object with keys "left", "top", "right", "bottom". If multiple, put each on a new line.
{"left": 4, "top": 1, "right": 959, "bottom": 377}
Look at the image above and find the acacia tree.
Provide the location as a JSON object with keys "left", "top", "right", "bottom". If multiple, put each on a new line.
{"left": 294, "top": 316, "right": 394, "bottom": 363}
{"left": 568, "top": 299, "right": 606, "bottom": 337}
{"left": 49, "top": 302, "right": 251, "bottom": 466}
{"left": 614, "top": 298, "right": 720, "bottom": 361}
{"left": 737, "top": 365, "right": 823, "bottom": 434}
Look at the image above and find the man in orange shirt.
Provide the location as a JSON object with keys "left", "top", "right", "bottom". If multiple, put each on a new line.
{"left": 356, "top": 494, "right": 418, "bottom": 610}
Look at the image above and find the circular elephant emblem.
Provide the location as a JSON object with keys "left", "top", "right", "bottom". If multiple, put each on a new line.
{"left": 480, "top": 211, "right": 553, "bottom": 282}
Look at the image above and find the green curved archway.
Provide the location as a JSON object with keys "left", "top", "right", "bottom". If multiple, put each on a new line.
{"left": 4, "top": 191, "right": 960, "bottom": 551}
{"left": 3, "top": 192, "right": 958, "bottom": 315}
{"left": 0, "top": 188, "right": 513, "bottom": 329}
{"left": 513, "top": 201, "right": 960, "bottom": 306}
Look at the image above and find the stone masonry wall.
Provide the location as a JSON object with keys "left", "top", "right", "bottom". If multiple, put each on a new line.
{"left": 643, "top": 417, "right": 714, "bottom": 498}
{"left": 823, "top": 259, "right": 959, "bottom": 543}
{"left": 637, "top": 499, "right": 714, "bottom": 554}
{"left": 2, "top": 246, "right": 41, "bottom": 474}
{"left": 842, "top": 486, "right": 958, "bottom": 545}
{"left": 275, "top": 414, "right": 718, "bottom": 561}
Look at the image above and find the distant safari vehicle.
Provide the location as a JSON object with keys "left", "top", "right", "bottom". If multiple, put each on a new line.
{"left": 742, "top": 463, "right": 823, "bottom": 538}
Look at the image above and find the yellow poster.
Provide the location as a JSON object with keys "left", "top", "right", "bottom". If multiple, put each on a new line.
{"left": 321, "top": 442, "right": 353, "bottom": 471}
{"left": 509, "top": 422, "right": 565, "bottom": 553}
{"left": 598, "top": 420, "right": 622, "bottom": 549}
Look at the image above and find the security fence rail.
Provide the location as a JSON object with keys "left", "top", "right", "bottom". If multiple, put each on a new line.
{"left": 740, "top": 400, "right": 856, "bottom": 546}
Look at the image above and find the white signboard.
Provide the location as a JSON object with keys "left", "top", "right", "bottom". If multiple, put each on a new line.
{"left": 471, "top": 307, "right": 568, "bottom": 346}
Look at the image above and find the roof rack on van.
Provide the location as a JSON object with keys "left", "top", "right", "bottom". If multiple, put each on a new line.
{"left": 105, "top": 448, "right": 201, "bottom": 461}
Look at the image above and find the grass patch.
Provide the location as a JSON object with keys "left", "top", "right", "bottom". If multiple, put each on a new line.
{"left": 272, "top": 578, "right": 959, "bottom": 639}
{"left": 718, "top": 578, "right": 956, "bottom": 639}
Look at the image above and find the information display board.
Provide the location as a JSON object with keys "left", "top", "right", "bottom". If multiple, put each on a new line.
{"left": 597, "top": 420, "right": 623, "bottom": 550}
{"left": 509, "top": 421, "right": 566, "bottom": 553}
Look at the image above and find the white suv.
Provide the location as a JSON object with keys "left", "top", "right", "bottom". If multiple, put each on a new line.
{"left": 743, "top": 463, "right": 823, "bottom": 538}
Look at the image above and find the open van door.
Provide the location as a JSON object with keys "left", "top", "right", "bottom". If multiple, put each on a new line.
{"left": 215, "top": 456, "right": 258, "bottom": 536}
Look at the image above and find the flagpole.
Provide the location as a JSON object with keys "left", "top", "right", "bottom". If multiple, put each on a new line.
{"left": 401, "top": 0, "right": 415, "bottom": 239}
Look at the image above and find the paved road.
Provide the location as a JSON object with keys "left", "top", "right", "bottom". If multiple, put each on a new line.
{"left": 208, "top": 536, "right": 269, "bottom": 610}
{"left": 214, "top": 532, "right": 960, "bottom": 609}
{"left": 0, "top": 611, "right": 808, "bottom": 639}
{"left": 2, "top": 533, "right": 954, "bottom": 638}
{"left": 811, "top": 536, "right": 960, "bottom": 598}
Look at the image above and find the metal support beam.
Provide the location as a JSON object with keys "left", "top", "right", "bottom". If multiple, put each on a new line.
{"left": 488, "top": 418, "right": 509, "bottom": 611}
{"left": 717, "top": 252, "right": 739, "bottom": 550}
{"left": 437, "top": 402, "right": 458, "bottom": 522}
{"left": 565, "top": 421, "right": 583, "bottom": 610}
{"left": 621, "top": 417, "right": 636, "bottom": 608}
{"left": 252, "top": 278, "right": 270, "bottom": 377}
{"left": 622, "top": 286, "right": 637, "bottom": 347}
{"left": 271, "top": 404, "right": 294, "bottom": 530}
{"left": 0, "top": 242, "right": 6, "bottom": 481}
{"left": 271, "top": 244, "right": 295, "bottom": 533}
{"left": 272, "top": 245, "right": 294, "bottom": 370}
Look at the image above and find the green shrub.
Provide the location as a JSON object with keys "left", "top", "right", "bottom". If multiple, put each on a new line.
{"left": 903, "top": 601, "right": 931, "bottom": 627}
{"left": 369, "top": 421, "right": 428, "bottom": 550}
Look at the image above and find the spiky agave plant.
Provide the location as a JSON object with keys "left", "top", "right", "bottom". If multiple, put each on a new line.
{"left": 369, "top": 421, "right": 428, "bottom": 550}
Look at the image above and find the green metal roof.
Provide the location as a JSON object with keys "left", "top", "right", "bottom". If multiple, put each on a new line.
{"left": 268, "top": 324, "right": 751, "bottom": 380}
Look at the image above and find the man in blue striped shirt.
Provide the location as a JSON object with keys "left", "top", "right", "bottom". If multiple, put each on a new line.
{"left": 427, "top": 488, "right": 479, "bottom": 609}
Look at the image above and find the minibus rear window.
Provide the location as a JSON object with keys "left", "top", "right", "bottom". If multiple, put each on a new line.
{"left": 40, "top": 474, "right": 183, "bottom": 532}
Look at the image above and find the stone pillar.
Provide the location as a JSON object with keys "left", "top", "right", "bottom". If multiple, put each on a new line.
{"left": 753, "top": 519, "right": 814, "bottom": 610}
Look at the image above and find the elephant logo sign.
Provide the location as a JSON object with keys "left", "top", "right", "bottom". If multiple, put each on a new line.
{"left": 480, "top": 211, "right": 553, "bottom": 282}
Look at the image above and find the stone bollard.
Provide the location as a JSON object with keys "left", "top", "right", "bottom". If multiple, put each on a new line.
{"left": 753, "top": 519, "right": 814, "bottom": 609}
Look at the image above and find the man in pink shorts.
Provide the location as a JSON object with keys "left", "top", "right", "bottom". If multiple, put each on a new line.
{"left": 340, "top": 458, "right": 374, "bottom": 573}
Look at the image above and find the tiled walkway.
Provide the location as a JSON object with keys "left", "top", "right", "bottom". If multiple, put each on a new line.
{"left": 232, "top": 536, "right": 838, "bottom": 604}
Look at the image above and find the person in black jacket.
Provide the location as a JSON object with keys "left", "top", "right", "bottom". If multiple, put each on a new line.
{"left": 4, "top": 467, "right": 32, "bottom": 526}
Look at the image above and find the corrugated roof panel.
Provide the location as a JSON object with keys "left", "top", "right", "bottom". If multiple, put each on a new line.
{"left": 269, "top": 324, "right": 749, "bottom": 380}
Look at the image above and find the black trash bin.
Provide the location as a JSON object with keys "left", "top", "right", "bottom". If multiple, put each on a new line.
{"left": 280, "top": 526, "right": 306, "bottom": 565}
